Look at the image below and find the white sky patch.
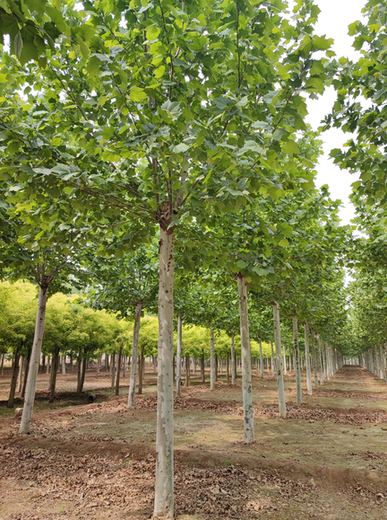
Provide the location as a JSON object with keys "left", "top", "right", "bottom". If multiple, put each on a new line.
{"left": 305, "top": 0, "right": 367, "bottom": 226}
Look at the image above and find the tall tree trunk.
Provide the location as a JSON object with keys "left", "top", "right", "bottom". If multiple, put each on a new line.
{"left": 154, "top": 227, "right": 174, "bottom": 520}
{"left": 317, "top": 334, "right": 324, "bottom": 384}
{"left": 0, "top": 353, "right": 4, "bottom": 375}
{"left": 62, "top": 354, "right": 66, "bottom": 374}
{"left": 111, "top": 352, "right": 116, "bottom": 388}
{"left": 283, "top": 345, "right": 287, "bottom": 375}
{"left": 49, "top": 347, "right": 60, "bottom": 403}
{"left": 20, "top": 285, "right": 49, "bottom": 433}
{"left": 115, "top": 344, "right": 123, "bottom": 396}
{"left": 310, "top": 329, "right": 319, "bottom": 389}
{"left": 226, "top": 355, "right": 230, "bottom": 381}
{"left": 78, "top": 355, "right": 87, "bottom": 394}
{"left": 210, "top": 327, "right": 215, "bottom": 390}
{"left": 292, "top": 314, "right": 302, "bottom": 405}
{"left": 237, "top": 275, "right": 255, "bottom": 443}
{"left": 176, "top": 314, "right": 183, "bottom": 396}
{"left": 7, "top": 350, "right": 20, "bottom": 408}
{"left": 77, "top": 357, "right": 82, "bottom": 393}
{"left": 21, "top": 348, "right": 31, "bottom": 399}
{"left": 304, "top": 321, "right": 313, "bottom": 395}
{"left": 231, "top": 335, "right": 236, "bottom": 385}
{"left": 139, "top": 344, "right": 145, "bottom": 394}
{"left": 272, "top": 301, "right": 286, "bottom": 419}
{"left": 271, "top": 341, "right": 275, "bottom": 376}
{"left": 259, "top": 339, "right": 264, "bottom": 378}
{"left": 128, "top": 302, "right": 142, "bottom": 408}
{"left": 201, "top": 350, "right": 205, "bottom": 383}
{"left": 215, "top": 355, "right": 218, "bottom": 382}
{"left": 185, "top": 353, "right": 190, "bottom": 387}
{"left": 17, "top": 356, "right": 24, "bottom": 394}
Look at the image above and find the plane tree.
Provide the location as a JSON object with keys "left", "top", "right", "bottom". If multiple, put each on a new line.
{"left": 0, "top": 0, "right": 336, "bottom": 516}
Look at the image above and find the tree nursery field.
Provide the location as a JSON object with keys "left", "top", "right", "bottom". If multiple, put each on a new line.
{"left": 1, "top": 0, "right": 387, "bottom": 519}
{"left": 2, "top": 364, "right": 387, "bottom": 520}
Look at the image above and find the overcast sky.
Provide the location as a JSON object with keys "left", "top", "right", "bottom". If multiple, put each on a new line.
{"left": 304, "top": 0, "right": 366, "bottom": 225}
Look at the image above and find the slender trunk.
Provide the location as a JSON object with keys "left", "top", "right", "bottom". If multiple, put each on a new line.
{"left": 78, "top": 355, "right": 87, "bottom": 394}
{"left": 304, "top": 322, "right": 312, "bottom": 395}
{"left": 97, "top": 356, "right": 100, "bottom": 375}
{"left": 111, "top": 352, "right": 116, "bottom": 388}
{"left": 231, "top": 335, "right": 236, "bottom": 385}
{"left": 237, "top": 276, "right": 255, "bottom": 443}
{"left": 201, "top": 350, "right": 205, "bottom": 383}
{"left": 154, "top": 227, "right": 174, "bottom": 520}
{"left": 176, "top": 314, "right": 183, "bottom": 396}
{"left": 259, "top": 339, "right": 264, "bottom": 378}
{"left": 0, "top": 353, "right": 4, "bottom": 375}
{"left": 271, "top": 341, "right": 275, "bottom": 376}
{"left": 283, "top": 345, "right": 287, "bottom": 375}
{"left": 20, "top": 286, "right": 49, "bottom": 433}
{"left": 379, "top": 344, "right": 386, "bottom": 380}
{"left": 272, "top": 301, "right": 286, "bottom": 419}
{"left": 115, "top": 345, "right": 123, "bottom": 396}
{"left": 210, "top": 327, "right": 215, "bottom": 390}
{"left": 292, "top": 314, "right": 302, "bottom": 405}
{"left": 47, "top": 354, "right": 50, "bottom": 374}
{"left": 21, "top": 349, "right": 31, "bottom": 399}
{"left": 128, "top": 302, "right": 142, "bottom": 408}
{"left": 317, "top": 334, "right": 324, "bottom": 384}
{"left": 185, "top": 353, "right": 190, "bottom": 387}
{"left": 17, "top": 356, "right": 24, "bottom": 394}
{"left": 226, "top": 355, "right": 230, "bottom": 381}
{"left": 77, "top": 357, "right": 82, "bottom": 393}
{"left": 49, "top": 347, "right": 60, "bottom": 403}
{"left": 139, "top": 345, "right": 145, "bottom": 394}
{"left": 7, "top": 351, "right": 20, "bottom": 408}
{"left": 310, "top": 329, "right": 319, "bottom": 389}
{"left": 215, "top": 355, "right": 218, "bottom": 382}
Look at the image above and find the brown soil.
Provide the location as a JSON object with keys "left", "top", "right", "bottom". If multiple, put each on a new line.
{"left": 1, "top": 365, "right": 387, "bottom": 519}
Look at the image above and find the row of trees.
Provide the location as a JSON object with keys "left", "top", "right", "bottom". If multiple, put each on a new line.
{"left": 1, "top": 0, "right": 385, "bottom": 518}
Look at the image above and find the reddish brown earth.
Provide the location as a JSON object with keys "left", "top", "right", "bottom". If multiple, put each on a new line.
{"left": 1, "top": 365, "right": 387, "bottom": 519}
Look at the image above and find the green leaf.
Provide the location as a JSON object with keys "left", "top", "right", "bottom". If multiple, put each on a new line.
{"left": 283, "top": 140, "right": 300, "bottom": 156}
{"left": 236, "top": 260, "right": 248, "bottom": 269}
{"left": 130, "top": 87, "right": 147, "bottom": 102}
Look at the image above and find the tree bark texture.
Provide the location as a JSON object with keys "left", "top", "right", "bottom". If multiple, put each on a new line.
{"left": 237, "top": 276, "right": 255, "bottom": 443}
{"left": 128, "top": 302, "right": 142, "bottom": 408}
{"left": 304, "top": 322, "right": 313, "bottom": 395}
{"left": 272, "top": 302, "right": 286, "bottom": 419}
{"left": 292, "top": 315, "right": 302, "bottom": 405}
{"left": 153, "top": 227, "right": 174, "bottom": 520}
{"left": 176, "top": 314, "right": 183, "bottom": 396}
{"left": 20, "top": 286, "right": 48, "bottom": 433}
{"left": 210, "top": 327, "right": 215, "bottom": 390}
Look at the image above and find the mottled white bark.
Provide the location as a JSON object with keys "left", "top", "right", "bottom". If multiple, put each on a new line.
{"left": 153, "top": 228, "right": 174, "bottom": 520}
{"left": 210, "top": 327, "right": 215, "bottom": 390}
{"left": 310, "top": 329, "right": 319, "bottom": 389}
{"left": 293, "top": 315, "right": 302, "bottom": 405}
{"left": 128, "top": 302, "right": 142, "bottom": 408}
{"left": 259, "top": 339, "right": 264, "bottom": 378}
{"left": 176, "top": 314, "right": 183, "bottom": 396}
{"left": 317, "top": 334, "right": 324, "bottom": 384}
{"left": 231, "top": 335, "right": 235, "bottom": 385}
{"left": 237, "top": 276, "right": 255, "bottom": 443}
{"left": 304, "top": 321, "right": 312, "bottom": 395}
{"left": 272, "top": 301, "right": 286, "bottom": 418}
{"left": 20, "top": 286, "right": 48, "bottom": 434}
{"left": 271, "top": 341, "right": 275, "bottom": 376}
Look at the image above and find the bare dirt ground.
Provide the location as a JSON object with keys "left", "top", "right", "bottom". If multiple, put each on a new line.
{"left": 1, "top": 365, "right": 387, "bottom": 519}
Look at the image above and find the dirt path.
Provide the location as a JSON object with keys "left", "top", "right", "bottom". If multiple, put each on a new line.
{"left": 1, "top": 366, "right": 387, "bottom": 519}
